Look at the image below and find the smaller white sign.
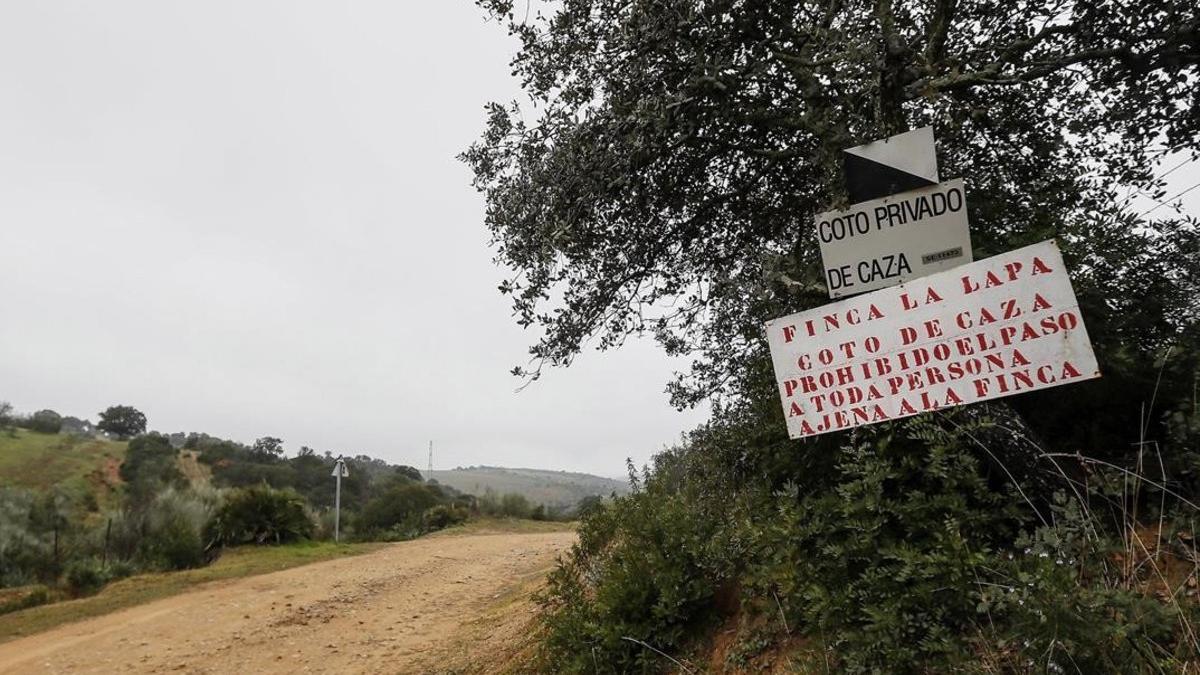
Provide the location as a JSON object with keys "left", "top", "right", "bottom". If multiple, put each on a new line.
{"left": 331, "top": 462, "right": 349, "bottom": 478}
{"left": 816, "top": 178, "right": 973, "bottom": 298}
{"left": 845, "top": 126, "right": 939, "bottom": 184}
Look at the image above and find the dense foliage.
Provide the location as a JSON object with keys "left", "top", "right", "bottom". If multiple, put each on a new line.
{"left": 120, "top": 433, "right": 187, "bottom": 506}
{"left": 190, "top": 433, "right": 420, "bottom": 513}
{"left": 543, "top": 406, "right": 1200, "bottom": 671}
{"left": 359, "top": 479, "right": 446, "bottom": 537}
{"left": 467, "top": 0, "right": 1200, "bottom": 671}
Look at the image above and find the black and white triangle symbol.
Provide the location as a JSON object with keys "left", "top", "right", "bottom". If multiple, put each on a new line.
{"left": 843, "top": 127, "right": 939, "bottom": 204}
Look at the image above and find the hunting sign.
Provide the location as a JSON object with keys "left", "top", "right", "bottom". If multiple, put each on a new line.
{"left": 816, "top": 178, "right": 974, "bottom": 298}
{"left": 766, "top": 240, "right": 1100, "bottom": 439}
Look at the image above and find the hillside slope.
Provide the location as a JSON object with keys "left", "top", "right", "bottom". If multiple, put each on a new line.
{"left": 0, "top": 431, "right": 211, "bottom": 513}
{"left": 428, "top": 466, "right": 628, "bottom": 509}
{"left": 0, "top": 430, "right": 125, "bottom": 512}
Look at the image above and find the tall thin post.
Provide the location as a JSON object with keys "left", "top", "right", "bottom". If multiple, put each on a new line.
{"left": 427, "top": 440, "right": 433, "bottom": 481}
{"left": 334, "top": 459, "right": 342, "bottom": 544}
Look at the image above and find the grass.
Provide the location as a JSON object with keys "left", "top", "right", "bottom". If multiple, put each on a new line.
{"left": 0, "top": 540, "right": 384, "bottom": 644}
{"left": 0, "top": 430, "right": 126, "bottom": 513}
{"left": 0, "top": 430, "right": 124, "bottom": 487}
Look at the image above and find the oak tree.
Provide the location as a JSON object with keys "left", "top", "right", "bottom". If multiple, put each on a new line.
{"left": 464, "top": 0, "right": 1199, "bottom": 453}
{"left": 97, "top": 405, "right": 147, "bottom": 440}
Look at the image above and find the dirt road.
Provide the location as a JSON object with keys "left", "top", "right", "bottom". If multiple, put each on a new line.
{"left": 0, "top": 529, "right": 575, "bottom": 674}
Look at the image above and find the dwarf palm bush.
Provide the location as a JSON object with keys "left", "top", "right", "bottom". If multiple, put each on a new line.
{"left": 206, "top": 484, "right": 313, "bottom": 547}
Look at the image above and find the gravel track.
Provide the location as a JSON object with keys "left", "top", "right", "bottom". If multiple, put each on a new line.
{"left": 0, "top": 530, "right": 574, "bottom": 674}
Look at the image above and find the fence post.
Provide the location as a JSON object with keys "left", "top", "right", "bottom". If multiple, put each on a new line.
{"left": 103, "top": 518, "right": 112, "bottom": 568}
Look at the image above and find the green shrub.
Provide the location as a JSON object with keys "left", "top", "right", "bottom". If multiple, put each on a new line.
{"left": 422, "top": 504, "right": 469, "bottom": 530}
{"left": 499, "top": 493, "right": 532, "bottom": 518}
{"left": 100, "top": 487, "right": 219, "bottom": 570}
{"left": 103, "top": 509, "right": 146, "bottom": 563}
{"left": 539, "top": 479, "right": 720, "bottom": 672}
{"left": 25, "top": 410, "right": 63, "bottom": 434}
{"left": 739, "top": 416, "right": 1024, "bottom": 671}
{"left": 314, "top": 508, "right": 341, "bottom": 541}
{"left": 152, "top": 521, "right": 204, "bottom": 568}
{"left": 105, "top": 559, "right": 137, "bottom": 581}
{"left": 206, "top": 485, "right": 313, "bottom": 547}
{"left": 359, "top": 483, "right": 441, "bottom": 534}
{"left": 141, "top": 487, "right": 219, "bottom": 569}
{"left": 64, "top": 558, "right": 108, "bottom": 596}
{"left": 573, "top": 495, "right": 603, "bottom": 518}
{"left": 477, "top": 490, "right": 536, "bottom": 519}
{"left": 0, "top": 488, "right": 57, "bottom": 586}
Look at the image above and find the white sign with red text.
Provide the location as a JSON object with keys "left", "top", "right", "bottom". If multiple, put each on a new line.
{"left": 765, "top": 240, "right": 1099, "bottom": 439}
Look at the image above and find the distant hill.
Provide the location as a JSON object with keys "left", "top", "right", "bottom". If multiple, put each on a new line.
{"left": 427, "top": 466, "right": 629, "bottom": 509}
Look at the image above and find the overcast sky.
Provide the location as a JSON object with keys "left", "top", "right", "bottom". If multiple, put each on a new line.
{"left": 0, "top": 1, "right": 709, "bottom": 477}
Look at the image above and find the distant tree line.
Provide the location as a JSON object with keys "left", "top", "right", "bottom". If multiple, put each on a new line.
{"left": 0, "top": 403, "right": 144, "bottom": 438}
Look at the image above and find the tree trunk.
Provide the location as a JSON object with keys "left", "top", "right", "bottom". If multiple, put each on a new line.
{"left": 874, "top": 0, "right": 909, "bottom": 135}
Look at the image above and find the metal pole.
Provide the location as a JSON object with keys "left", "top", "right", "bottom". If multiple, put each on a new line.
{"left": 334, "top": 460, "right": 342, "bottom": 544}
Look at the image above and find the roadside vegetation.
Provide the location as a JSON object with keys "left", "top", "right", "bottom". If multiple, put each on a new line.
{"left": 0, "top": 402, "right": 596, "bottom": 630}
